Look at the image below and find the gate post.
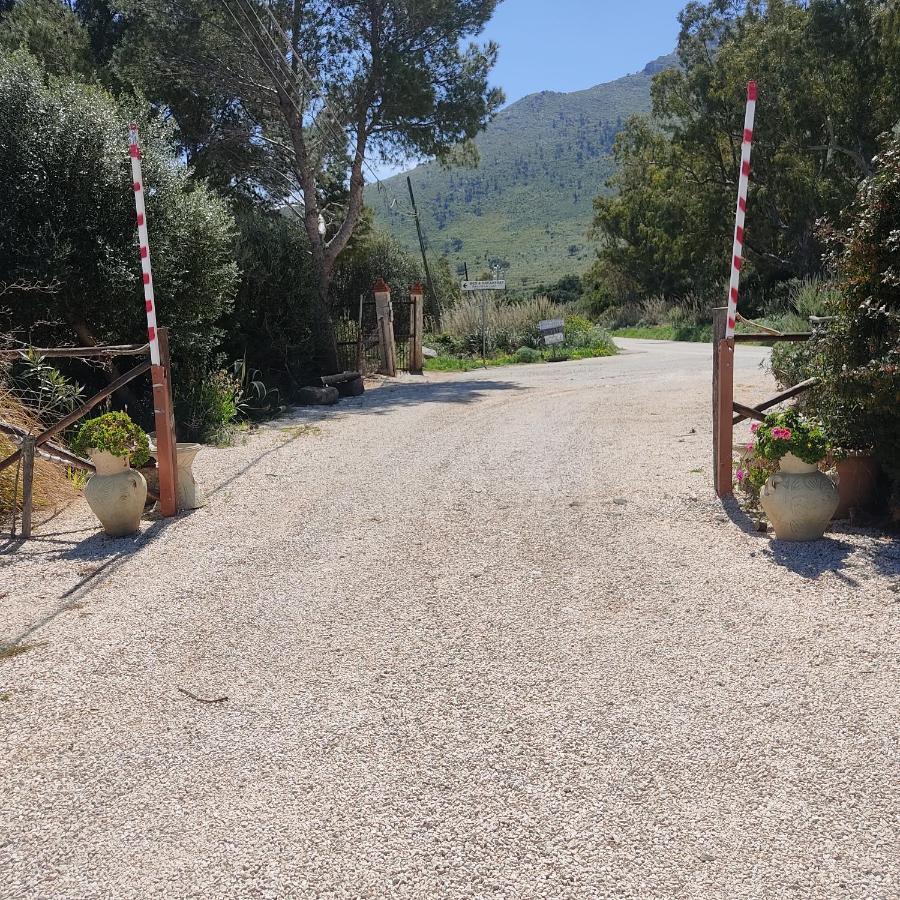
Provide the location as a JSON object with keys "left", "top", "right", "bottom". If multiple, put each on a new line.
{"left": 373, "top": 278, "right": 397, "bottom": 377}
{"left": 153, "top": 327, "right": 178, "bottom": 516}
{"left": 21, "top": 435, "right": 35, "bottom": 538}
{"left": 409, "top": 283, "right": 425, "bottom": 374}
{"left": 712, "top": 307, "right": 735, "bottom": 498}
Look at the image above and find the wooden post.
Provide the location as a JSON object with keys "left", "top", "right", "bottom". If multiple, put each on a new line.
{"left": 712, "top": 307, "right": 735, "bottom": 498}
{"left": 409, "top": 283, "right": 425, "bottom": 374}
{"left": 21, "top": 436, "right": 35, "bottom": 538}
{"left": 153, "top": 327, "right": 178, "bottom": 516}
{"left": 373, "top": 278, "right": 397, "bottom": 377}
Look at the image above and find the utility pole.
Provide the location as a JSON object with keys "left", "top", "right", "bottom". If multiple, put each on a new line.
{"left": 407, "top": 176, "right": 441, "bottom": 321}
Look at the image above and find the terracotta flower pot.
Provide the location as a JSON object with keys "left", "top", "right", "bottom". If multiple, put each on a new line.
{"left": 833, "top": 454, "right": 879, "bottom": 520}
{"left": 84, "top": 450, "right": 147, "bottom": 537}
{"left": 760, "top": 452, "right": 838, "bottom": 541}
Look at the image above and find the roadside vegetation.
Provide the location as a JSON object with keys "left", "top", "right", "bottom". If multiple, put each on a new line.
{"left": 425, "top": 298, "right": 616, "bottom": 370}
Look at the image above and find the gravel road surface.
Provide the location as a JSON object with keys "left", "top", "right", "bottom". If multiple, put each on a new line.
{"left": 1, "top": 339, "right": 898, "bottom": 899}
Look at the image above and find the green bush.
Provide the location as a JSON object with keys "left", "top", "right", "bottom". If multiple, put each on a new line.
{"left": 514, "top": 346, "right": 541, "bottom": 364}
{"left": 71, "top": 411, "right": 150, "bottom": 466}
{"left": 813, "top": 138, "right": 900, "bottom": 466}
{"left": 177, "top": 370, "right": 238, "bottom": 444}
{"left": 0, "top": 51, "right": 238, "bottom": 440}
{"left": 752, "top": 409, "right": 829, "bottom": 466}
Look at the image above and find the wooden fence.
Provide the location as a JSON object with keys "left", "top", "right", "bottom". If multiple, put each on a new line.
{"left": 0, "top": 327, "right": 179, "bottom": 537}
{"left": 712, "top": 307, "right": 816, "bottom": 497}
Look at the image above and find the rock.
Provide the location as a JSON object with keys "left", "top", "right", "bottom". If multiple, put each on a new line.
{"left": 423, "top": 347, "right": 438, "bottom": 359}
{"left": 296, "top": 386, "right": 339, "bottom": 406}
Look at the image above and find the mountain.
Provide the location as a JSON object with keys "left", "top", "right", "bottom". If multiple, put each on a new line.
{"left": 368, "top": 53, "right": 676, "bottom": 288}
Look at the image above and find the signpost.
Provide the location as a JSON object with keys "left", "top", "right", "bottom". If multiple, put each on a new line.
{"left": 539, "top": 319, "right": 565, "bottom": 346}
{"left": 461, "top": 280, "right": 507, "bottom": 366}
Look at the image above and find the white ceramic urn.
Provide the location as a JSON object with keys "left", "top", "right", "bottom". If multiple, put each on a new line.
{"left": 175, "top": 442, "right": 206, "bottom": 510}
{"left": 84, "top": 451, "right": 147, "bottom": 537}
{"left": 760, "top": 453, "right": 839, "bottom": 541}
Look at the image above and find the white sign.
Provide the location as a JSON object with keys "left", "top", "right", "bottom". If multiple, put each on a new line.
{"left": 461, "top": 280, "right": 506, "bottom": 292}
{"left": 539, "top": 318, "right": 565, "bottom": 346}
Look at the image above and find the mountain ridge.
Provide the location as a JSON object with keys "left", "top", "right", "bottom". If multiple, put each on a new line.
{"left": 368, "top": 52, "right": 676, "bottom": 286}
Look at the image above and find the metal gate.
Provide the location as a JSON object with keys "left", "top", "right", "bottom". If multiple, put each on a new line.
{"left": 333, "top": 294, "right": 414, "bottom": 374}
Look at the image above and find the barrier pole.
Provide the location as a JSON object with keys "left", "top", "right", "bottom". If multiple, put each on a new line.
{"left": 129, "top": 124, "right": 177, "bottom": 516}
{"left": 725, "top": 82, "right": 758, "bottom": 338}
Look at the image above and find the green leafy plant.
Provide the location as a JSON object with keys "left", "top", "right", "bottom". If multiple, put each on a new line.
{"left": 751, "top": 410, "right": 829, "bottom": 466}
{"left": 230, "top": 357, "right": 283, "bottom": 420}
{"left": 6, "top": 350, "right": 84, "bottom": 426}
{"left": 71, "top": 412, "right": 150, "bottom": 467}
{"left": 514, "top": 346, "right": 541, "bottom": 364}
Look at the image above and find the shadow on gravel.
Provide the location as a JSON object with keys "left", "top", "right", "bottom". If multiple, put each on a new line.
{"left": 291, "top": 377, "right": 527, "bottom": 421}
{"left": 1, "top": 518, "right": 174, "bottom": 651}
{"left": 768, "top": 538, "right": 855, "bottom": 581}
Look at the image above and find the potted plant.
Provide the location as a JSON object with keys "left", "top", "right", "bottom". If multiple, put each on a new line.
{"left": 72, "top": 412, "right": 150, "bottom": 537}
{"left": 753, "top": 409, "right": 838, "bottom": 541}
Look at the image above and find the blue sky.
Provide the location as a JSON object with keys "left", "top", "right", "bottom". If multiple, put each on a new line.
{"left": 373, "top": 0, "right": 685, "bottom": 176}
{"left": 481, "top": 0, "right": 686, "bottom": 105}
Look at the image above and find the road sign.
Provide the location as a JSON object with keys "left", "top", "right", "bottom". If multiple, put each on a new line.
{"left": 539, "top": 318, "right": 565, "bottom": 346}
{"left": 461, "top": 280, "right": 506, "bottom": 292}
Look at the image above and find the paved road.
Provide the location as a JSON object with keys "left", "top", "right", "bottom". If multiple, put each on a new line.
{"left": 2, "top": 340, "right": 897, "bottom": 899}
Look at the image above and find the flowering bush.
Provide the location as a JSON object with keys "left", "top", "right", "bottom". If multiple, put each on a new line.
{"left": 751, "top": 409, "right": 829, "bottom": 465}
{"left": 71, "top": 412, "right": 150, "bottom": 467}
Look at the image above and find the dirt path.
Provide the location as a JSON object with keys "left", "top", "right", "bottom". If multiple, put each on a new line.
{"left": 1, "top": 339, "right": 897, "bottom": 899}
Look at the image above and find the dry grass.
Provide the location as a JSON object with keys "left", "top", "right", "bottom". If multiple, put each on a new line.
{"left": 0, "top": 385, "right": 79, "bottom": 528}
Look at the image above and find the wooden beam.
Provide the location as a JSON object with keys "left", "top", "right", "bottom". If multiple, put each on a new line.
{"left": 733, "top": 332, "right": 812, "bottom": 343}
{"left": 0, "top": 343, "right": 149, "bottom": 361}
{"left": 20, "top": 436, "right": 35, "bottom": 538}
{"left": 733, "top": 402, "right": 767, "bottom": 423}
{"left": 153, "top": 327, "right": 178, "bottom": 518}
{"left": 712, "top": 308, "right": 735, "bottom": 498}
{"left": 732, "top": 378, "right": 820, "bottom": 425}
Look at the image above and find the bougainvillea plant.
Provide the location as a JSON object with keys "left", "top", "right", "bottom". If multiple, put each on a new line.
{"left": 71, "top": 412, "right": 151, "bottom": 467}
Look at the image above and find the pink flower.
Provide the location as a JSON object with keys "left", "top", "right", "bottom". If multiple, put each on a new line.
{"left": 746, "top": 442, "right": 754, "bottom": 451}
{"left": 771, "top": 427, "right": 793, "bottom": 441}
{"left": 736, "top": 469, "right": 746, "bottom": 482}
{"left": 750, "top": 422, "right": 760, "bottom": 433}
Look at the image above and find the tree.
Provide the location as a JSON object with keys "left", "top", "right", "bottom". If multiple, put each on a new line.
{"left": 591, "top": 0, "right": 900, "bottom": 307}
{"left": 0, "top": 0, "right": 95, "bottom": 77}
{"left": 117, "top": 0, "right": 503, "bottom": 372}
{"left": 0, "top": 50, "right": 238, "bottom": 427}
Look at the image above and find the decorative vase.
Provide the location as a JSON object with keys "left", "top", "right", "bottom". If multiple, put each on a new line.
{"left": 760, "top": 453, "right": 839, "bottom": 541}
{"left": 175, "top": 442, "right": 205, "bottom": 510}
{"left": 834, "top": 454, "right": 879, "bottom": 520}
{"left": 84, "top": 450, "right": 147, "bottom": 537}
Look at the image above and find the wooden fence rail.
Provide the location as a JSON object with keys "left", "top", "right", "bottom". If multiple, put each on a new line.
{"left": 1, "top": 328, "right": 178, "bottom": 537}
{"left": 712, "top": 307, "right": 816, "bottom": 498}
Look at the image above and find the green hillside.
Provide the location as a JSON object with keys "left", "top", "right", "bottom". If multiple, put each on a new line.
{"left": 369, "top": 54, "right": 676, "bottom": 288}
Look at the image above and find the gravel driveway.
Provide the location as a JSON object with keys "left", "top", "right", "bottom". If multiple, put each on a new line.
{"left": 1, "top": 338, "right": 897, "bottom": 899}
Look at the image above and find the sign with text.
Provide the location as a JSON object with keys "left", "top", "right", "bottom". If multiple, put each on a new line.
{"left": 461, "top": 280, "right": 506, "bottom": 292}
{"left": 539, "top": 318, "right": 565, "bottom": 346}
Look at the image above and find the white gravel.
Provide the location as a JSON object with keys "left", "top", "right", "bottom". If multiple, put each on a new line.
{"left": 1, "top": 338, "right": 897, "bottom": 899}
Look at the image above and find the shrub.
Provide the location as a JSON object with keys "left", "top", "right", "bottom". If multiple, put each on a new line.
{"left": 514, "top": 347, "right": 541, "bottom": 364}
{"left": 71, "top": 411, "right": 150, "bottom": 466}
{"left": 813, "top": 137, "right": 900, "bottom": 469}
{"left": 177, "top": 370, "right": 239, "bottom": 444}
{"left": 441, "top": 296, "right": 564, "bottom": 355}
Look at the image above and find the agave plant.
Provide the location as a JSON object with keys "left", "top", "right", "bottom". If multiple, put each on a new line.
{"left": 230, "top": 358, "right": 283, "bottom": 421}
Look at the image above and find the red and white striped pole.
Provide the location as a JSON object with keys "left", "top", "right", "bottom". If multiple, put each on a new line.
{"left": 128, "top": 123, "right": 160, "bottom": 366}
{"left": 725, "top": 81, "right": 757, "bottom": 338}
{"left": 128, "top": 123, "right": 177, "bottom": 516}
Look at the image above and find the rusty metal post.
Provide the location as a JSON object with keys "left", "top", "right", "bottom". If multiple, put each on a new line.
{"left": 713, "top": 307, "right": 735, "bottom": 498}
{"left": 21, "top": 435, "right": 35, "bottom": 538}
{"left": 153, "top": 328, "right": 178, "bottom": 516}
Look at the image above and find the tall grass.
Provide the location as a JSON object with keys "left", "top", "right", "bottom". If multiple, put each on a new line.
{"left": 440, "top": 295, "right": 567, "bottom": 354}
